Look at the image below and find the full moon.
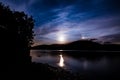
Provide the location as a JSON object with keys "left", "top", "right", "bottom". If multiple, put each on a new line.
{"left": 58, "top": 35, "right": 66, "bottom": 43}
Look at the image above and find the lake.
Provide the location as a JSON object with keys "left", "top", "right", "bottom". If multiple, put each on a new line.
{"left": 30, "top": 50, "right": 120, "bottom": 77}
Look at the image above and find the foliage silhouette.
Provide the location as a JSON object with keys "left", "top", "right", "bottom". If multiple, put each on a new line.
{"left": 0, "top": 2, "right": 34, "bottom": 70}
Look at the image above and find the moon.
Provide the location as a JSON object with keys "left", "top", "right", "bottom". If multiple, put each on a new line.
{"left": 59, "top": 36, "right": 65, "bottom": 42}
{"left": 57, "top": 35, "right": 66, "bottom": 43}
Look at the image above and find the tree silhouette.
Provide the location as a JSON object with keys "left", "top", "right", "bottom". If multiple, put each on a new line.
{"left": 0, "top": 2, "right": 34, "bottom": 70}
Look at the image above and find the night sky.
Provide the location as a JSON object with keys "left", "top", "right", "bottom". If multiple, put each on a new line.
{"left": 0, "top": 0, "right": 120, "bottom": 45}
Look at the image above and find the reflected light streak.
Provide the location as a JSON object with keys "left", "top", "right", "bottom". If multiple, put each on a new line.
{"left": 59, "top": 54, "right": 64, "bottom": 67}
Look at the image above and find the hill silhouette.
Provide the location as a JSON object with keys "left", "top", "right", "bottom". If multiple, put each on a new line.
{"left": 32, "top": 39, "right": 120, "bottom": 51}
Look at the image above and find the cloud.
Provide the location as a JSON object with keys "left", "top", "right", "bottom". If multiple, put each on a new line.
{"left": 0, "top": 0, "right": 120, "bottom": 45}
{"left": 34, "top": 13, "right": 120, "bottom": 45}
{"left": 0, "top": 0, "right": 37, "bottom": 14}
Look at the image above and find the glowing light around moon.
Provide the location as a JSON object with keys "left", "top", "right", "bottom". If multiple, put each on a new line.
{"left": 59, "top": 54, "right": 64, "bottom": 67}
{"left": 56, "top": 32, "right": 67, "bottom": 44}
{"left": 59, "top": 36, "right": 65, "bottom": 42}
{"left": 58, "top": 35, "right": 66, "bottom": 43}
{"left": 81, "top": 36, "right": 85, "bottom": 39}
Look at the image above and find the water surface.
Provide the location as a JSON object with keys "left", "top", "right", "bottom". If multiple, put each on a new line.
{"left": 30, "top": 50, "right": 120, "bottom": 75}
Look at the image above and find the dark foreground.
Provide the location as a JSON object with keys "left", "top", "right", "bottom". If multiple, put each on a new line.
{"left": 5, "top": 52, "right": 120, "bottom": 80}
{"left": 31, "top": 61, "right": 120, "bottom": 80}
{"left": 5, "top": 62, "right": 120, "bottom": 80}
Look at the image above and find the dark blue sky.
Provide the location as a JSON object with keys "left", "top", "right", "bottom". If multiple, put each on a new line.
{"left": 0, "top": 0, "right": 120, "bottom": 45}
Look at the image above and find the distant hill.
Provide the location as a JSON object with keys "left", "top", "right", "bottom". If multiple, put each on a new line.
{"left": 32, "top": 40, "right": 120, "bottom": 51}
